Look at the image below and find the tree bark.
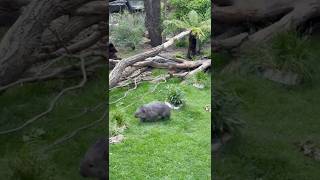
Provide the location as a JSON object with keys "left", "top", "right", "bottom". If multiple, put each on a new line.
{"left": 109, "top": 30, "right": 190, "bottom": 88}
{"left": 144, "top": 0, "right": 162, "bottom": 46}
{"left": 212, "top": 0, "right": 320, "bottom": 52}
{"left": 0, "top": 0, "right": 96, "bottom": 86}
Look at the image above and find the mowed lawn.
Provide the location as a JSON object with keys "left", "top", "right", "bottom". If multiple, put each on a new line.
{"left": 109, "top": 76, "right": 211, "bottom": 179}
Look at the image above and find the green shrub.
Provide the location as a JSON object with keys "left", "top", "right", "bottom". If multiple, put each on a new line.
{"left": 174, "top": 52, "right": 185, "bottom": 58}
{"left": 242, "top": 31, "right": 315, "bottom": 81}
{"left": 212, "top": 83, "right": 244, "bottom": 137}
{"left": 111, "top": 110, "right": 126, "bottom": 127}
{"left": 168, "top": 0, "right": 210, "bottom": 19}
{"left": 110, "top": 12, "right": 145, "bottom": 50}
{"left": 194, "top": 71, "right": 209, "bottom": 84}
{"left": 175, "top": 38, "right": 188, "bottom": 48}
{"left": 165, "top": 85, "right": 185, "bottom": 106}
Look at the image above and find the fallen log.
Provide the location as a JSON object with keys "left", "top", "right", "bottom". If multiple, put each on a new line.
{"left": 213, "top": 0, "right": 320, "bottom": 52}
{"left": 109, "top": 30, "right": 191, "bottom": 88}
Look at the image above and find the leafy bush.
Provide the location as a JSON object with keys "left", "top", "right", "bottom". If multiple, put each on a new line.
{"left": 194, "top": 71, "right": 209, "bottom": 84}
{"left": 175, "top": 38, "right": 188, "bottom": 48}
{"left": 110, "top": 12, "right": 145, "bottom": 50}
{"left": 242, "top": 31, "right": 315, "bottom": 81}
{"left": 164, "top": 10, "right": 211, "bottom": 42}
{"left": 111, "top": 110, "right": 127, "bottom": 127}
{"left": 168, "top": 0, "right": 210, "bottom": 19}
{"left": 165, "top": 85, "right": 185, "bottom": 106}
{"left": 212, "top": 83, "right": 244, "bottom": 137}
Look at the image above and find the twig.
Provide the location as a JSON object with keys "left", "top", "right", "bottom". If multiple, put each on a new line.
{"left": 39, "top": 108, "right": 107, "bottom": 153}
{"left": 65, "top": 102, "right": 104, "bottom": 120}
{"left": 0, "top": 56, "right": 88, "bottom": 135}
{"left": 109, "top": 78, "right": 138, "bottom": 104}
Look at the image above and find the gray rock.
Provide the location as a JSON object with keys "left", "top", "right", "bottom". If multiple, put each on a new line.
{"left": 259, "top": 68, "right": 302, "bottom": 85}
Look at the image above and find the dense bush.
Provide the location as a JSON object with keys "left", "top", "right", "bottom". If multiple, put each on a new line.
{"left": 168, "top": 0, "right": 210, "bottom": 19}
{"left": 163, "top": 10, "right": 211, "bottom": 43}
{"left": 242, "top": 31, "right": 315, "bottom": 81}
{"left": 109, "top": 12, "right": 145, "bottom": 50}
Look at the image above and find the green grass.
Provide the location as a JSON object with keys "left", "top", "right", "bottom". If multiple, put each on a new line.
{"left": 0, "top": 70, "right": 107, "bottom": 179}
{"left": 213, "top": 35, "right": 320, "bottom": 180}
{"left": 109, "top": 74, "right": 211, "bottom": 179}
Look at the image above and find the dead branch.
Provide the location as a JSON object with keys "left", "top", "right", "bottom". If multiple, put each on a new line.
{"left": 40, "top": 107, "right": 107, "bottom": 153}
{"left": 109, "top": 30, "right": 191, "bottom": 89}
{"left": 0, "top": 55, "right": 88, "bottom": 135}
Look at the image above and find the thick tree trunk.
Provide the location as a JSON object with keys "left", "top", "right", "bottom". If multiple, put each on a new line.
{"left": 144, "top": 0, "right": 162, "bottom": 46}
{"left": 0, "top": 0, "right": 95, "bottom": 86}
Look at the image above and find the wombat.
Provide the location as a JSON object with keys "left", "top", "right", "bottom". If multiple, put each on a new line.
{"left": 134, "top": 101, "right": 171, "bottom": 122}
{"left": 80, "top": 138, "right": 108, "bottom": 180}
{"left": 109, "top": 43, "right": 119, "bottom": 59}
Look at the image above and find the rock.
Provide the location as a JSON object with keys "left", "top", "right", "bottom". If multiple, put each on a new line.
{"left": 109, "top": 134, "right": 125, "bottom": 144}
{"left": 259, "top": 68, "right": 302, "bottom": 85}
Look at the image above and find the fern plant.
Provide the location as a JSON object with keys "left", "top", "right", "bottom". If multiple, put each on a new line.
{"left": 165, "top": 85, "right": 185, "bottom": 106}
{"left": 163, "top": 10, "right": 211, "bottom": 58}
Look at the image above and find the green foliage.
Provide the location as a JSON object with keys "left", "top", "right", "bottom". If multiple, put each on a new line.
{"left": 111, "top": 110, "right": 127, "bottom": 127}
{"left": 242, "top": 31, "right": 315, "bottom": 81}
{"left": 168, "top": 0, "right": 210, "bottom": 19}
{"left": 163, "top": 10, "right": 211, "bottom": 42}
{"left": 212, "top": 83, "right": 244, "bottom": 136}
{"left": 110, "top": 11, "right": 145, "bottom": 50}
{"left": 175, "top": 38, "right": 188, "bottom": 48}
{"left": 194, "top": 71, "right": 209, "bottom": 84}
{"left": 174, "top": 51, "right": 185, "bottom": 58}
{"left": 165, "top": 85, "right": 185, "bottom": 106}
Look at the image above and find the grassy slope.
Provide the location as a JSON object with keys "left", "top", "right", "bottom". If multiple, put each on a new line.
{"left": 213, "top": 36, "right": 320, "bottom": 180}
{"left": 0, "top": 71, "right": 107, "bottom": 179}
{"left": 109, "top": 76, "right": 211, "bottom": 179}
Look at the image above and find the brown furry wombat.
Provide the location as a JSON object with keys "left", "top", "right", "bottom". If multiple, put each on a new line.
{"left": 80, "top": 138, "right": 107, "bottom": 180}
{"left": 134, "top": 102, "right": 171, "bottom": 122}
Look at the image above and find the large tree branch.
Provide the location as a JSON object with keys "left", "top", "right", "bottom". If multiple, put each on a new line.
{"left": 109, "top": 30, "right": 191, "bottom": 88}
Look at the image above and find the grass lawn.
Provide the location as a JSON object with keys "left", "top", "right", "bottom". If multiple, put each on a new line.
{"left": 213, "top": 36, "right": 320, "bottom": 180}
{"left": 109, "top": 73, "right": 211, "bottom": 179}
{"left": 0, "top": 70, "right": 107, "bottom": 179}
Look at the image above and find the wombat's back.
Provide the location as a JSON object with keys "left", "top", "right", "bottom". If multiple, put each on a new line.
{"left": 140, "top": 101, "right": 171, "bottom": 121}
